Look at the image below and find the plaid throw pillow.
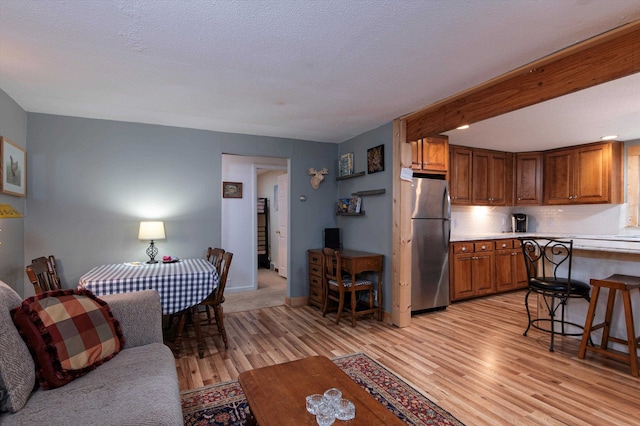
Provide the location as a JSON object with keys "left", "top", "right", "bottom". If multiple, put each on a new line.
{"left": 11, "top": 289, "right": 124, "bottom": 390}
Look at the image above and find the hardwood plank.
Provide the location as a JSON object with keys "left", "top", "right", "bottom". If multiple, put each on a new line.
{"left": 176, "top": 292, "right": 640, "bottom": 425}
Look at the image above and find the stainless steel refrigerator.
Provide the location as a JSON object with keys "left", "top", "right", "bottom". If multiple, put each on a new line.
{"left": 411, "top": 176, "right": 451, "bottom": 313}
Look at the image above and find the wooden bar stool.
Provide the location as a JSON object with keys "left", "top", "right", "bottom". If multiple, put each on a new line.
{"left": 578, "top": 274, "right": 640, "bottom": 377}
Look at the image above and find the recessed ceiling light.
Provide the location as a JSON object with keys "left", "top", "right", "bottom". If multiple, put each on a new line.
{"left": 601, "top": 135, "right": 618, "bottom": 140}
{"left": 456, "top": 124, "right": 470, "bottom": 130}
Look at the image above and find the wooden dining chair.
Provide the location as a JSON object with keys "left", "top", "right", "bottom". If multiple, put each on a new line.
{"left": 205, "top": 247, "right": 225, "bottom": 270}
{"left": 199, "top": 251, "right": 233, "bottom": 349}
{"left": 173, "top": 251, "right": 233, "bottom": 357}
{"left": 26, "top": 256, "right": 62, "bottom": 294}
{"left": 321, "top": 247, "right": 376, "bottom": 327}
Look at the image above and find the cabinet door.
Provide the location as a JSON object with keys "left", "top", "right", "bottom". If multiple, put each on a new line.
{"left": 574, "top": 143, "right": 609, "bottom": 203}
{"left": 515, "top": 152, "right": 543, "bottom": 205}
{"left": 488, "top": 152, "right": 507, "bottom": 205}
{"left": 410, "top": 140, "right": 422, "bottom": 170}
{"left": 473, "top": 252, "right": 495, "bottom": 295}
{"left": 422, "top": 136, "right": 449, "bottom": 173}
{"left": 451, "top": 254, "right": 474, "bottom": 300}
{"left": 543, "top": 148, "right": 574, "bottom": 204}
{"left": 495, "top": 249, "right": 514, "bottom": 292}
{"left": 513, "top": 248, "right": 529, "bottom": 289}
{"left": 472, "top": 150, "right": 506, "bottom": 205}
{"left": 450, "top": 146, "right": 473, "bottom": 205}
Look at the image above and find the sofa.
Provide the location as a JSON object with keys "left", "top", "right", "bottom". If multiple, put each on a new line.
{"left": 0, "top": 281, "right": 183, "bottom": 425}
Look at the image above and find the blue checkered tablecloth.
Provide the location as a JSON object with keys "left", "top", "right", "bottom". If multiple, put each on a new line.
{"left": 78, "top": 258, "right": 219, "bottom": 315}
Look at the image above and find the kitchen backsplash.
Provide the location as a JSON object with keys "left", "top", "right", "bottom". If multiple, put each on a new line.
{"left": 451, "top": 204, "right": 631, "bottom": 236}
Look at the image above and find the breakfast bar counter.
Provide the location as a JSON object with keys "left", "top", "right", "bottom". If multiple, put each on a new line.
{"left": 450, "top": 232, "right": 640, "bottom": 354}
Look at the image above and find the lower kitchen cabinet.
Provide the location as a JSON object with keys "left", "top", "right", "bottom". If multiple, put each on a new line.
{"left": 494, "top": 239, "right": 528, "bottom": 292}
{"left": 307, "top": 249, "right": 324, "bottom": 308}
{"left": 450, "top": 238, "right": 527, "bottom": 302}
{"left": 450, "top": 241, "right": 495, "bottom": 301}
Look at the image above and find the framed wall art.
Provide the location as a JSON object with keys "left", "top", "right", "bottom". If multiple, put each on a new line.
{"left": 222, "top": 181, "right": 243, "bottom": 198}
{"left": 1, "top": 137, "right": 26, "bottom": 197}
{"left": 367, "top": 144, "right": 384, "bottom": 174}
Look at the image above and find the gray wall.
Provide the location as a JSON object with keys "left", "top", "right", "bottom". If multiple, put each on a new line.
{"left": 337, "top": 123, "right": 393, "bottom": 311}
{"left": 0, "top": 89, "right": 27, "bottom": 294}
{"left": 25, "top": 113, "right": 339, "bottom": 299}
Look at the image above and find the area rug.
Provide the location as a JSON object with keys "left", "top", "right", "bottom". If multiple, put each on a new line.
{"left": 181, "top": 352, "right": 464, "bottom": 425}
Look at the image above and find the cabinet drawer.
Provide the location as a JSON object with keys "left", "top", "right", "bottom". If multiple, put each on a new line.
{"left": 309, "top": 275, "right": 323, "bottom": 302}
{"left": 309, "top": 274, "right": 323, "bottom": 288}
{"left": 452, "top": 242, "right": 474, "bottom": 254}
{"left": 474, "top": 241, "right": 494, "bottom": 252}
{"left": 308, "top": 251, "right": 322, "bottom": 266}
{"left": 495, "top": 239, "right": 513, "bottom": 250}
{"left": 309, "top": 263, "right": 322, "bottom": 277}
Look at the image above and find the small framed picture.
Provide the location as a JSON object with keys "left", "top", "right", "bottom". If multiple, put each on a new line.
{"left": 222, "top": 181, "right": 243, "bottom": 198}
{"left": 367, "top": 144, "right": 384, "bottom": 174}
{"left": 1, "top": 137, "right": 26, "bottom": 197}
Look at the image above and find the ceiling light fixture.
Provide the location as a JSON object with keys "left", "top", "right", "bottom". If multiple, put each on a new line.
{"left": 601, "top": 135, "right": 618, "bottom": 140}
{"left": 456, "top": 124, "right": 470, "bottom": 130}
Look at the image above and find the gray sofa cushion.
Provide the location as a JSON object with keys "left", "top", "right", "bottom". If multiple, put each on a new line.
{"left": 0, "top": 281, "right": 36, "bottom": 413}
{"left": 2, "top": 342, "right": 182, "bottom": 425}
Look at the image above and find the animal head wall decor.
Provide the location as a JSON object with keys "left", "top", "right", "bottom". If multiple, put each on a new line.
{"left": 308, "top": 167, "right": 329, "bottom": 189}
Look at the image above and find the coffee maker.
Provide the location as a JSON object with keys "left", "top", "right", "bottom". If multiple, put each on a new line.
{"left": 512, "top": 213, "right": 528, "bottom": 233}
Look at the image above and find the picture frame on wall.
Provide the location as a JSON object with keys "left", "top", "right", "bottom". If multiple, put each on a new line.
{"left": 367, "top": 144, "right": 384, "bottom": 174}
{"left": 222, "top": 181, "right": 243, "bottom": 198}
{"left": 1, "top": 137, "right": 26, "bottom": 197}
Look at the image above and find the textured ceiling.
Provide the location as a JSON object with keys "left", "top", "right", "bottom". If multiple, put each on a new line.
{"left": 1, "top": 0, "right": 639, "bottom": 147}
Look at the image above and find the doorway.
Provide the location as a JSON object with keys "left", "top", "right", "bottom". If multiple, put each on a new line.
{"left": 220, "top": 153, "right": 288, "bottom": 311}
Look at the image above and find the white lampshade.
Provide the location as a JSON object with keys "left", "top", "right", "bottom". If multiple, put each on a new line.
{"left": 138, "top": 221, "right": 166, "bottom": 240}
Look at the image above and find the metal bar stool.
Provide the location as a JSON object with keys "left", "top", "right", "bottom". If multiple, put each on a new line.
{"left": 578, "top": 274, "right": 640, "bottom": 377}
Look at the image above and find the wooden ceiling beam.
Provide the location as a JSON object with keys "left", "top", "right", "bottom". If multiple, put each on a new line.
{"left": 404, "top": 20, "right": 640, "bottom": 142}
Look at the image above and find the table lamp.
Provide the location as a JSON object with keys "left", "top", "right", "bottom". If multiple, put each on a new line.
{"left": 138, "top": 221, "right": 165, "bottom": 264}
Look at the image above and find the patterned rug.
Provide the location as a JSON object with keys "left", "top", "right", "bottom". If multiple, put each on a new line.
{"left": 181, "top": 352, "right": 464, "bottom": 425}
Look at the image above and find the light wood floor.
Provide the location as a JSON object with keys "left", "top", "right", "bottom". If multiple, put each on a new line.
{"left": 174, "top": 290, "right": 640, "bottom": 425}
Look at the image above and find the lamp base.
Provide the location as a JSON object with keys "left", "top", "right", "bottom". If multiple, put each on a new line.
{"left": 146, "top": 240, "right": 159, "bottom": 264}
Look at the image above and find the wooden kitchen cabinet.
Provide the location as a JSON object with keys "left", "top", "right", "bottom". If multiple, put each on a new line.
{"left": 515, "top": 152, "right": 543, "bottom": 205}
{"left": 411, "top": 136, "right": 449, "bottom": 175}
{"left": 494, "top": 239, "right": 528, "bottom": 293}
{"left": 472, "top": 149, "right": 507, "bottom": 205}
{"left": 449, "top": 146, "right": 473, "bottom": 205}
{"left": 450, "top": 241, "right": 495, "bottom": 301}
{"left": 543, "top": 141, "right": 623, "bottom": 205}
{"left": 307, "top": 250, "right": 324, "bottom": 309}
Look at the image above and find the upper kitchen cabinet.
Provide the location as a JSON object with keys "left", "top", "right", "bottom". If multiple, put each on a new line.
{"left": 515, "top": 152, "right": 543, "bottom": 205}
{"left": 411, "top": 135, "right": 449, "bottom": 175}
{"left": 543, "top": 141, "right": 623, "bottom": 205}
{"left": 472, "top": 149, "right": 507, "bottom": 206}
{"left": 449, "top": 145, "right": 473, "bottom": 205}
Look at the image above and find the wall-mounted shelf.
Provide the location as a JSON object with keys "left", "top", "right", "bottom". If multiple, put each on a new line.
{"left": 351, "top": 189, "right": 385, "bottom": 196}
{"left": 336, "top": 211, "right": 365, "bottom": 216}
{"left": 336, "top": 171, "right": 365, "bottom": 181}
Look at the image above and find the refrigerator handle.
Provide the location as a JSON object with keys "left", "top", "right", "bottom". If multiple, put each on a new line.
{"left": 442, "top": 185, "right": 451, "bottom": 219}
{"left": 443, "top": 219, "right": 451, "bottom": 248}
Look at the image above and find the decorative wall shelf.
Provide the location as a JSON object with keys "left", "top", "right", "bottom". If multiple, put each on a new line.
{"left": 351, "top": 189, "right": 385, "bottom": 196}
{"left": 335, "top": 171, "right": 365, "bottom": 181}
{"left": 336, "top": 211, "right": 365, "bottom": 216}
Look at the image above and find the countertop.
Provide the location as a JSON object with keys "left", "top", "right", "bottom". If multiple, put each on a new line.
{"left": 450, "top": 232, "right": 640, "bottom": 255}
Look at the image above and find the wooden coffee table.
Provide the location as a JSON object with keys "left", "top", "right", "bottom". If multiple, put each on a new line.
{"left": 238, "top": 355, "right": 405, "bottom": 426}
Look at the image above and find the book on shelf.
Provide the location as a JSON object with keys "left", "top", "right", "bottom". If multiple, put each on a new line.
{"left": 339, "top": 152, "right": 354, "bottom": 177}
{"left": 337, "top": 196, "right": 361, "bottom": 214}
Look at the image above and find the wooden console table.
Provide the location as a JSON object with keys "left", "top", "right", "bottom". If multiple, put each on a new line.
{"left": 307, "top": 248, "right": 384, "bottom": 321}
